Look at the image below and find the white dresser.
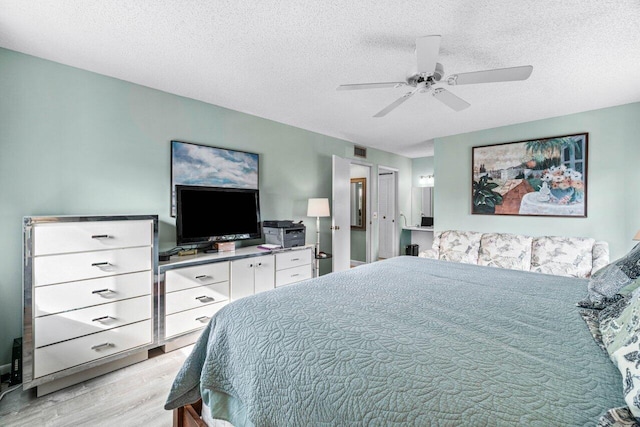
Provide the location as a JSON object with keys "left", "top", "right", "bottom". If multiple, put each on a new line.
{"left": 23, "top": 215, "right": 158, "bottom": 395}
{"left": 159, "top": 245, "right": 312, "bottom": 351}
{"left": 164, "top": 261, "right": 230, "bottom": 339}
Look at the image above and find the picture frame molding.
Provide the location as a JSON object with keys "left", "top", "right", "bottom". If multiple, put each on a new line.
{"left": 170, "top": 140, "right": 259, "bottom": 217}
{"left": 471, "top": 132, "right": 588, "bottom": 218}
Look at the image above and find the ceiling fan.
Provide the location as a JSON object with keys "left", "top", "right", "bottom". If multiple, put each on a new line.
{"left": 337, "top": 35, "right": 533, "bottom": 117}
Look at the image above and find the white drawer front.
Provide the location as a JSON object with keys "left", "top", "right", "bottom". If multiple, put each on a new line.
{"left": 34, "top": 320, "right": 152, "bottom": 378}
{"left": 276, "top": 249, "right": 311, "bottom": 270}
{"left": 34, "top": 271, "right": 152, "bottom": 316}
{"left": 35, "top": 296, "right": 152, "bottom": 347}
{"left": 166, "top": 282, "right": 229, "bottom": 315}
{"left": 275, "top": 264, "right": 313, "bottom": 287}
{"left": 165, "top": 302, "right": 227, "bottom": 338}
{"left": 33, "top": 246, "right": 151, "bottom": 286}
{"left": 33, "top": 220, "right": 153, "bottom": 256}
{"left": 165, "top": 262, "right": 230, "bottom": 293}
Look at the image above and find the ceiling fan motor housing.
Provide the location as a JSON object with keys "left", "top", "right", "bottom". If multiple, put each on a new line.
{"left": 407, "top": 62, "right": 444, "bottom": 87}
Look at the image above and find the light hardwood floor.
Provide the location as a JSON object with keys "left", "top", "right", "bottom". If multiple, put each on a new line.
{"left": 0, "top": 346, "right": 191, "bottom": 427}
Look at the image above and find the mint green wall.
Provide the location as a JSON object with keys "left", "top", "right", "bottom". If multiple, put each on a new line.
{"left": 350, "top": 230, "right": 366, "bottom": 262}
{"left": 0, "top": 48, "right": 411, "bottom": 365}
{"left": 411, "top": 156, "right": 434, "bottom": 187}
{"left": 434, "top": 103, "right": 640, "bottom": 261}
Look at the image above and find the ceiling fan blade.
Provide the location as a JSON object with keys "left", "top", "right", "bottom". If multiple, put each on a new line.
{"left": 447, "top": 65, "right": 533, "bottom": 85}
{"left": 373, "top": 90, "right": 418, "bottom": 118}
{"left": 432, "top": 88, "right": 470, "bottom": 112}
{"left": 336, "top": 82, "right": 407, "bottom": 91}
{"left": 415, "top": 35, "right": 441, "bottom": 74}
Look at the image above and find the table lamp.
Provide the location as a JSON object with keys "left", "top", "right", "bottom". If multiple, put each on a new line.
{"left": 307, "top": 198, "right": 330, "bottom": 256}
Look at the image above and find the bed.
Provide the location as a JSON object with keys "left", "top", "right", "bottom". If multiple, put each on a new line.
{"left": 165, "top": 256, "right": 626, "bottom": 426}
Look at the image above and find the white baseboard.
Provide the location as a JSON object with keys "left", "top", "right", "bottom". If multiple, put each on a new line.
{"left": 0, "top": 363, "right": 10, "bottom": 376}
{"left": 350, "top": 260, "right": 366, "bottom": 267}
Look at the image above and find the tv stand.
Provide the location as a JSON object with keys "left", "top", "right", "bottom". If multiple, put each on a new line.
{"left": 158, "top": 245, "right": 313, "bottom": 352}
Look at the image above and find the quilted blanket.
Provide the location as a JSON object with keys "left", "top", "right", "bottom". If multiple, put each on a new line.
{"left": 165, "top": 256, "right": 624, "bottom": 426}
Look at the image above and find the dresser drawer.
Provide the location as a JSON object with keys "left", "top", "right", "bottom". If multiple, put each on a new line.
{"left": 33, "top": 220, "right": 153, "bottom": 256}
{"left": 35, "top": 296, "right": 152, "bottom": 347}
{"left": 33, "top": 246, "right": 151, "bottom": 287}
{"left": 165, "top": 262, "right": 230, "bottom": 293}
{"left": 34, "top": 271, "right": 151, "bottom": 317}
{"left": 276, "top": 249, "right": 311, "bottom": 270}
{"left": 166, "top": 282, "right": 229, "bottom": 315}
{"left": 165, "top": 302, "right": 227, "bottom": 338}
{"left": 34, "top": 320, "right": 152, "bottom": 378}
{"left": 275, "top": 264, "right": 312, "bottom": 287}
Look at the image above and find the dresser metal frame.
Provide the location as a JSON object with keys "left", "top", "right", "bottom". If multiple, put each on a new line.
{"left": 22, "top": 214, "right": 159, "bottom": 391}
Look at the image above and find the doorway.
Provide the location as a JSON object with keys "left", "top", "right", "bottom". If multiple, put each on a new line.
{"left": 332, "top": 156, "right": 372, "bottom": 273}
{"left": 378, "top": 167, "right": 398, "bottom": 260}
{"left": 350, "top": 163, "right": 371, "bottom": 267}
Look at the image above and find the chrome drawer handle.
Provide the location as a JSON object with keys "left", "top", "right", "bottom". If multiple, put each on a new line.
{"left": 92, "top": 315, "right": 114, "bottom": 322}
{"left": 195, "top": 316, "right": 211, "bottom": 323}
{"left": 91, "top": 234, "right": 111, "bottom": 239}
{"left": 195, "top": 295, "right": 214, "bottom": 302}
{"left": 91, "top": 262, "right": 111, "bottom": 267}
{"left": 291, "top": 258, "right": 300, "bottom": 261}
{"left": 195, "top": 275, "right": 210, "bottom": 280}
{"left": 91, "top": 342, "right": 113, "bottom": 351}
{"left": 91, "top": 288, "right": 113, "bottom": 295}
{"left": 291, "top": 274, "right": 300, "bottom": 277}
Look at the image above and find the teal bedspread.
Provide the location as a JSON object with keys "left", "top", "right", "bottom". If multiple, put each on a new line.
{"left": 165, "top": 256, "right": 624, "bottom": 426}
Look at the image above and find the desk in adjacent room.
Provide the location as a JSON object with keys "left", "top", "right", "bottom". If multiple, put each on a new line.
{"left": 403, "top": 226, "right": 434, "bottom": 254}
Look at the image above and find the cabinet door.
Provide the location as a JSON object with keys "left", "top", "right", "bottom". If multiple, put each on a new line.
{"left": 230, "top": 258, "right": 256, "bottom": 301}
{"left": 254, "top": 254, "right": 275, "bottom": 294}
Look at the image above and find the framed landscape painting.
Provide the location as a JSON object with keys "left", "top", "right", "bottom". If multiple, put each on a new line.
{"left": 471, "top": 133, "right": 588, "bottom": 217}
{"left": 171, "top": 141, "right": 259, "bottom": 216}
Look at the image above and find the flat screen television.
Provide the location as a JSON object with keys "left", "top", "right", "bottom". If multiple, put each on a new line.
{"left": 176, "top": 185, "right": 261, "bottom": 245}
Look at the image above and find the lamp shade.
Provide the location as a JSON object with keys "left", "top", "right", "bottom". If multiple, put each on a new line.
{"left": 307, "top": 198, "right": 330, "bottom": 217}
{"left": 634, "top": 230, "right": 640, "bottom": 241}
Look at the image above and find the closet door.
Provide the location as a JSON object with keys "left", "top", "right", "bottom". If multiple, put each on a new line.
{"left": 332, "top": 155, "right": 351, "bottom": 272}
{"left": 378, "top": 171, "right": 395, "bottom": 259}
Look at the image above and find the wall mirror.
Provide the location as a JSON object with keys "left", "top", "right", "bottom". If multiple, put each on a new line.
{"left": 350, "top": 178, "right": 366, "bottom": 230}
{"left": 411, "top": 186, "right": 434, "bottom": 227}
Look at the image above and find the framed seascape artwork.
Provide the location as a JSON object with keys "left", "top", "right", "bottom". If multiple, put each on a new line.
{"left": 171, "top": 141, "right": 259, "bottom": 216}
{"left": 471, "top": 133, "right": 588, "bottom": 217}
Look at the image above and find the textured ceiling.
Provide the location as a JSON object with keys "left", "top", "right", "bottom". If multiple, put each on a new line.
{"left": 1, "top": 1, "right": 639, "bottom": 158}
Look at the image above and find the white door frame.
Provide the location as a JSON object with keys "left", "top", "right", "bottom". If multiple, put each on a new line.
{"left": 349, "top": 159, "right": 373, "bottom": 264}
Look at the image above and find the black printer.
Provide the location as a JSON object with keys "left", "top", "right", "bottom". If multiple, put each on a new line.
{"left": 263, "top": 220, "right": 306, "bottom": 248}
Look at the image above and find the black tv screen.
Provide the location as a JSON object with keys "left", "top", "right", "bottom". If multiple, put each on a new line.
{"left": 176, "top": 185, "right": 261, "bottom": 245}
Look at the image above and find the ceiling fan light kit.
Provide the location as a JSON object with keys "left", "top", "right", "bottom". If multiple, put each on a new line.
{"left": 337, "top": 35, "right": 533, "bottom": 117}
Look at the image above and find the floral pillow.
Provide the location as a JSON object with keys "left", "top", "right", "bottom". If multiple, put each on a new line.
{"left": 584, "top": 243, "right": 640, "bottom": 307}
{"left": 609, "top": 339, "right": 640, "bottom": 420}
{"left": 530, "top": 236, "right": 595, "bottom": 278}
{"left": 597, "top": 406, "right": 639, "bottom": 426}
{"left": 478, "top": 232, "right": 533, "bottom": 271}
{"left": 599, "top": 293, "right": 640, "bottom": 355}
{"left": 437, "top": 230, "right": 483, "bottom": 264}
{"left": 592, "top": 286, "right": 640, "bottom": 420}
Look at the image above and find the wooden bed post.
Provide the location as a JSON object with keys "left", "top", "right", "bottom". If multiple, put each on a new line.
{"left": 173, "top": 400, "right": 207, "bottom": 427}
